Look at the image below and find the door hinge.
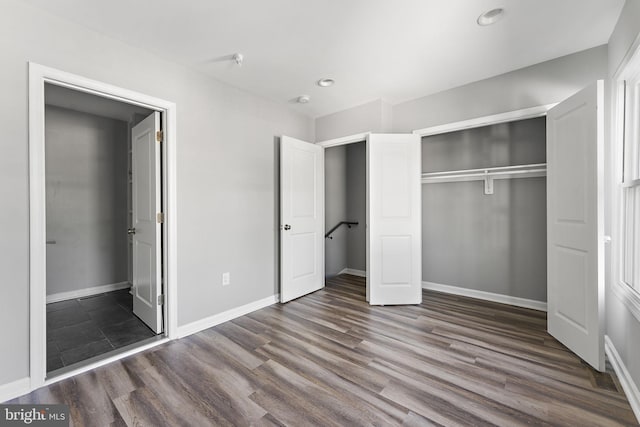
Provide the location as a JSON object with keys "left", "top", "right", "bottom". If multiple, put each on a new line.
{"left": 157, "top": 294, "right": 164, "bottom": 306}
{"left": 157, "top": 212, "right": 164, "bottom": 223}
{"left": 156, "top": 130, "right": 163, "bottom": 143}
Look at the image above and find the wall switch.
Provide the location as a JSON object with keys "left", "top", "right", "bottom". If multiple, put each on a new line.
{"left": 222, "top": 272, "right": 230, "bottom": 286}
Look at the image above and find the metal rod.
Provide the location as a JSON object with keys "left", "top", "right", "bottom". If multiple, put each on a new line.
{"left": 421, "top": 163, "right": 547, "bottom": 178}
{"left": 422, "top": 168, "right": 546, "bottom": 182}
{"left": 325, "top": 221, "right": 359, "bottom": 239}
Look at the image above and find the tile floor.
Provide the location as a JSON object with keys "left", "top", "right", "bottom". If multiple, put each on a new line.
{"left": 46, "top": 288, "right": 157, "bottom": 372}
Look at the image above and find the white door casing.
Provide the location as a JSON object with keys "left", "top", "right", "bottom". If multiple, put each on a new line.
{"left": 547, "top": 81, "right": 605, "bottom": 371}
{"left": 367, "top": 134, "right": 422, "bottom": 305}
{"left": 280, "top": 136, "right": 325, "bottom": 303}
{"left": 132, "top": 112, "right": 163, "bottom": 333}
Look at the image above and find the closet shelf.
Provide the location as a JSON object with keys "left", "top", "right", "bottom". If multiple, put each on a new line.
{"left": 421, "top": 163, "right": 547, "bottom": 184}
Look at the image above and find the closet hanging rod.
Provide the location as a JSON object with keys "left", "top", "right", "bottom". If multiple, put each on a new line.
{"left": 422, "top": 163, "right": 546, "bottom": 178}
{"left": 421, "top": 163, "right": 545, "bottom": 183}
{"left": 422, "top": 168, "right": 546, "bottom": 181}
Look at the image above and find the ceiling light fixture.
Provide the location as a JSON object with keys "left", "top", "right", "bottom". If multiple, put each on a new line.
{"left": 477, "top": 8, "right": 504, "bottom": 26}
{"left": 297, "top": 95, "right": 311, "bottom": 104}
{"left": 317, "top": 78, "right": 335, "bottom": 87}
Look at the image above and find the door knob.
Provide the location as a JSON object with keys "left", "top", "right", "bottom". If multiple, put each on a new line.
{"left": 283, "top": 224, "right": 291, "bottom": 230}
{"left": 127, "top": 228, "right": 136, "bottom": 235}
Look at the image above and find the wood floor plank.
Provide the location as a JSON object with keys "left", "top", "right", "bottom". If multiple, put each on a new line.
{"left": 254, "top": 340, "right": 408, "bottom": 424}
{"left": 9, "top": 274, "right": 638, "bottom": 426}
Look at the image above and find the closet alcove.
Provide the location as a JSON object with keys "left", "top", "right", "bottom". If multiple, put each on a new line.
{"left": 421, "top": 117, "right": 547, "bottom": 304}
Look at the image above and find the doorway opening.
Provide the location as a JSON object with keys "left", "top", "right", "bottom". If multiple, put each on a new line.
{"left": 324, "top": 141, "right": 366, "bottom": 283}
{"left": 29, "top": 63, "right": 177, "bottom": 389}
{"left": 44, "top": 84, "right": 160, "bottom": 374}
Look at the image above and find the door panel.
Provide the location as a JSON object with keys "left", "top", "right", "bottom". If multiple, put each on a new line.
{"left": 368, "top": 134, "right": 422, "bottom": 305}
{"left": 132, "top": 112, "right": 162, "bottom": 333}
{"left": 280, "top": 136, "right": 324, "bottom": 303}
{"left": 547, "top": 81, "right": 604, "bottom": 371}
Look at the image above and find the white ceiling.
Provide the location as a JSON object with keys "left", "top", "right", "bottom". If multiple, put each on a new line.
{"left": 25, "top": 0, "right": 624, "bottom": 118}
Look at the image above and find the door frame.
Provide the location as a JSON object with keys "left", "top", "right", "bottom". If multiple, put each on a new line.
{"left": 411, "top": 103, "right": 556, "bottom": 311}
{"left": 316, "top": 132, "right": 371, "bottom": 298}
{"left": 412, "top": 104, "right": 557, "bottom": 137}
{"left": 28, "top": 63, "right": 178, "bottom": 389}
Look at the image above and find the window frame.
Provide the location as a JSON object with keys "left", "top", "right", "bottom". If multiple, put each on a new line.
{"left": 612, "top": 44, "right": 640, "bottom": 321}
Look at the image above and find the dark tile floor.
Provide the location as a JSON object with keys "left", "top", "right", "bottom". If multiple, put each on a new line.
{"left": 46, "top": 289, "right": 157, "bottom": 372}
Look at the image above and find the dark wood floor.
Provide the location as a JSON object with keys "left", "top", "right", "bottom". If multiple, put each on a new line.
{"left": 9, "top": 274, "right": 639, "bottom": 426}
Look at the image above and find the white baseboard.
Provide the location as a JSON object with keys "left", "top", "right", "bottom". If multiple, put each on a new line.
{"left": 46, "top": 281, "right": 131, "bottom": 304}
{"left": 422, "top": 281, "right": 547, "bottom": 312}
{"left": 177, "top": 294, "right": 279, "bottom": 339}
{"left": 0, "top": 377, "right": 30, "bottom": 403}
{"left": 605, "top": 335, "right": 640, "bottom": 423}
{"left": 338, "top": 268, "right": 366, "bottom": 278}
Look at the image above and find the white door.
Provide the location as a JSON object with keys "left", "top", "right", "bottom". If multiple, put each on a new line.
{"left": 547, "top": 81, "right": 605, "bottom": 371}
{"left": 367, "top": 134, "right": 422, "bottom": 305}
{"left": 280, "top": 136, "right": 324, "bottom": 303}
{"left": 131, "top": 112, "right": 163, "bottom": 333}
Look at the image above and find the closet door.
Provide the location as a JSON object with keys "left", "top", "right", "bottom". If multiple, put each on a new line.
{"left": 547, "top": 81, "right": 605, "bottom": 371}
{"left": 280, "top": 136, "right": 325, "bottom": 302}
{"left": 367, "top": 134, "right": 422, "bottom": 305}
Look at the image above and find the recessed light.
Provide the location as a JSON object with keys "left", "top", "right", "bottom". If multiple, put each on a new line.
{"left": 317, "top": 78, "right": 335, "bottom": 87}
{"left": 477, "top": 8, "right": 504, "bottom": 26}
{"left": 297, "top": 95, "right": 311, "bottom": 104}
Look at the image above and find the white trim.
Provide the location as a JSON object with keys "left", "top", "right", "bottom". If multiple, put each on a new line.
{"left": 422, "top": 281, "right": 547, "bottom": 312}
{"left": 46, "top": 282, "right": 130, "bottom": 303}
{"left": 605, "top": 335, "right": 640, "bottom": 423}
{"left": 28, "top": 63, "right": 178, "bottom": 391}
{"left": 612, "top": 280, "right": 640, "bottom": 323}
{"left": 613, "top": 30, "right": 640, "bottom": 79}
{"left": 45, "top": 338, "right": 168, "bottom": 387}
{"left": 611, "top": 35, "right": 640, "bottom": 328}
{"left": 177, "top": 294, "right": 279, "bottom": 339}
{"left": 316, "top": 132, "right": 370, "bottom": 148}
{"left": 0, "top": 377, "right": 30, "bottom": 403}
{"left": 338, "top": 268, "right": 367, "bottom": 277}
{"left": 622, "top": 178, "right": 640, "bottom": 188}
{"left": 412, "top": 104, "right": 557, "bottom": 137}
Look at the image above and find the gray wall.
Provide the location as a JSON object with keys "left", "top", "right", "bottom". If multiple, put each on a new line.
{"left": 45, "top": 106, "right": 128, "bottom": 295}
{"left": 316, "top": 46, "right": 608, "bottom": 140}
{"left": 606, "top": 0, "right": 640, "bottom": 405}
{"left": 392, "top": 45, "right": 608, "bottom": 133}
{"left": 422, "top": 118, "right": 547, "bottom": 302}
{"left": 608, "top": 0, "right": 640, "bottom": 77}
{"left": 324, "top": 145, "right": 348, "bottom": 277}
{"left": 0, "top": 0, "right": 313, "bottom": 387}
{"left": 346, "top": 142, "right": 366, "bottom": 272}
{"left": 316, "top": 99, "right": 392, "bottom": 142}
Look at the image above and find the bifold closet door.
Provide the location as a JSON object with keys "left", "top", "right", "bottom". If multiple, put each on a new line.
{"left": 547, "top": 81, "right": 605, "bottom": 371}
{"left": 280, "top": 136, "right": 325, "bottom": 303}
{"left": 367, "top": 134, "right": 422, "bottom": 305}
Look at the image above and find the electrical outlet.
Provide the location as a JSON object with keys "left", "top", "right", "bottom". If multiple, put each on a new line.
{"left": 222, "top": 272, "right": 230, "bottom": 286}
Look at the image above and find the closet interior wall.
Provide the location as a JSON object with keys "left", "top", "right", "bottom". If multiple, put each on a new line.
{"left": 324, "top": 142, "right": 366, "bottom": 277}
{"left": 45, "top": 105, "right": 129, "bottom": 297}
{"left": 422, "top": 117, "right": 547, "bottom": 302}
